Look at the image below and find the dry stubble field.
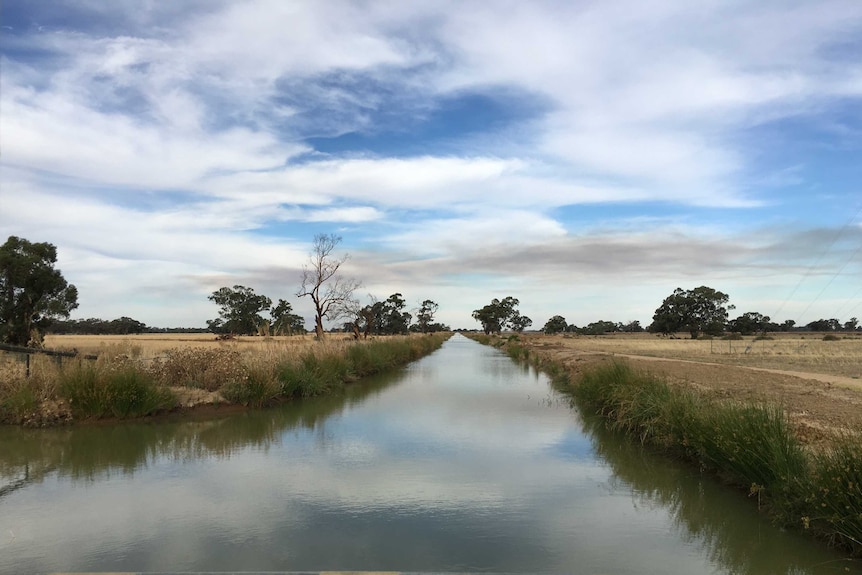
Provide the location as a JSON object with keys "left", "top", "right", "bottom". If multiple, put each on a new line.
{"left": 521, "top": 332, "right": 862, "bottom": 444}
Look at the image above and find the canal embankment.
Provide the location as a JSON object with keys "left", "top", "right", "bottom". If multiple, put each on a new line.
{"left": 0, "top": 333, "right": 450, "bottom": 426}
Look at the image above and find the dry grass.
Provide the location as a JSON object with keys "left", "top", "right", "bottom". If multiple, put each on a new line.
{"left": 530, "top": 332, "right": 862, "bottom": 379}
{"left": 42, "top": 333, "right": 321, "bottom": 358}
{"left": 1, "top": 333, "right": 449, "bottom": 424}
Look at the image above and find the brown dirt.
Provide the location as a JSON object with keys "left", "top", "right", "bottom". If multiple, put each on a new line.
{"left": 524, "top": 337, "right": 862, "bottom": 445}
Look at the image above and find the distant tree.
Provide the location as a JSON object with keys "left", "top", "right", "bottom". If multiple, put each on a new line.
{"left": 380, "top": 293, "right": 411, "bottom": 334}
{"left": 270, "top": 299, "right": 306, "bottom": 335}
{"left": 779, "top": 319, "right": 796, "bottom": 332}
{"left": 727, "top": 312, "right": 771, "bottom": 335}
{"left": 845, "top": 317, "right": 859, "bottom": 332}
{"left": 207, "top": 285, "right": 271, "bottom": 335}
{"left": 297, "top": 234, "right": 361, "bottom": 339}
{"left": 806, "top": 318, "right": 841, "bottom": 332}
{"left": 649, "top": 286, "right": 734, "bottom": 339}
{"left": 471, "top": 296, "right": 525, "bottom": 334}
{"left": 415, "top": 299, "right": 440, "bottom": 333}
{"left": 0, "top": 236, "right": 79, "bottom": 346}
{"left": 581, "top": 320, "right": 619, "bottom": 335}
{"left": 620, "top": 320, "right": 644, "bottom": 333}
{"left": 509, "top": 313, "right": 532, "bottom": 333}
{"left": 543, "top": 315, "right": 568, "bottom": 334}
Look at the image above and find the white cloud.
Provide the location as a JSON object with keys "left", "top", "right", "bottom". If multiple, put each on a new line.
{"left": 2, "top": 0, "right": 860, "bottom": 326}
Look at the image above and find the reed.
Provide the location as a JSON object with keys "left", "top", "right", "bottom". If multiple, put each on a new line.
{"left": 794, "top": 437, "right": 862, "bottom": 555}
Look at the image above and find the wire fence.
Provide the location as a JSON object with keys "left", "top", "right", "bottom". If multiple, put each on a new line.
{"left": 0, "top": 343, "right": 98, "bottom": 378}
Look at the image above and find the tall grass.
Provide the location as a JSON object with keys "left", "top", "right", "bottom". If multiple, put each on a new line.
{"left": 2, "top": 334, "right": 448, "bottom": 424}
{"left": 58, "top": 362, "right": 175, "bottom": 419}
{"left": 569, "top": 359, "right": 862, "bottom": 556}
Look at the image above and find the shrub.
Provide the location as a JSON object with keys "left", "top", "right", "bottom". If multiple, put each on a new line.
{"left": 222, "top": 366, "right": 280, "bottom": 407}
{"left": 59, "top": 362, "right": 175, "bottom": 419}
{"left": 722, "top": 333, "right": 744, "bottom": 340}
{"left": 150, "top": 347, "right": 246, "bottom": 390}
{"left": 823, "top": 334, "right": 841, "bottom": 342}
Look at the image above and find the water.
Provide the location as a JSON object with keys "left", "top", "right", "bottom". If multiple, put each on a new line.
{"left": 0, "top": 334, "right": 858, "bottom": 574}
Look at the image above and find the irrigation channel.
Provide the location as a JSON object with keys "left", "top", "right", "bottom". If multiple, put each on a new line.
{"left": 0, "top": 334, "right": 859, "bottom": 574}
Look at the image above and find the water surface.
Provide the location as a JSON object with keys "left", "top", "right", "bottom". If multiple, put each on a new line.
{"left": 0, "top": 334, "right": 858, "bottom": 574}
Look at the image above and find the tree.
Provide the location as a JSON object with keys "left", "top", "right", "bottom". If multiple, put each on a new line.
{"left": 380, "top": 293, "right": 411, "bottom": 335}
{"left": 649, "top": 286, "right": 734, "bottom": 339}
{"left": 845, "top": 317, "right": 859, "bottom": 332}
{"left": 271, "top": 299, "right": 306, "bottom": 335}
{"left": 727, "top": 312, "right": 771, "bottom": 335}
{"left": 620, "top": 320, "right": 644, "bottom": 333}
{"left": 509, "top": 313, "right": 532, "bottom": 332}
{"left": 581, "top": 320, "right": 619, "bottom": 335}
{"left": 543, "top": 315, "right": 568, "bottom": 334}
{"left": 0, "top": 236, "right": 79, "bottom": 345}
{"left": 297, "top": 234, "right": 361, "bottom": 339}
{"left": 415, "top": 299, "right": 440, "bottom": 333}
{"left": 471, "top": 296, "right": 526, "bottom": 334}
{"left": 207, "top": 285, "right": 271, "bottom": 335}
{"left": 806, "top": 318, "right": 841, "bottom": 332}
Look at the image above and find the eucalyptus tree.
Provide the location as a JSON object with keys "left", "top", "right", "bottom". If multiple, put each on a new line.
{"left": 650, "top": 286, "right": 733, "bottom": 339}
{"left": 271, "top": 299, "right": 306, "bottom": 335}
{"left": 415, "top": 299, "right": 440, "bottom": 333}
{"left": 0, "top": 236, "right": 78, "bottom": 345}
{"left": 472, "top": 296, "right": 529, "bottom": 335}
{"left": 207, "top": 285, "right": 271, "bottom": 335}
{"left": 542, "top": 315, "right": 568, "bottom": 334}
{"left": 297, "top": 234, "right": 361, "bottom": 339}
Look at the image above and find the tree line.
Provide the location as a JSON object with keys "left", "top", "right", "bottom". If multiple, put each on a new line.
{"left": 540, "top": 286, "right": 860, "bottom": 338}
{"left": 1, "top": 234, "right": 856, "bottom": 346}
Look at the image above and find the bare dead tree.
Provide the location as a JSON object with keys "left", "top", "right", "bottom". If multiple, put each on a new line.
{"left": 296, "top": 234, "right": 361, "bottom": 339}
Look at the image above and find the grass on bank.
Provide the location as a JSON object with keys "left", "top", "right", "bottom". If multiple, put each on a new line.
{"left": 0, "top": 334, "right": 449, "bottom": 423}
{"left": 570, "top": 360, "right": 862, "bottom": 556}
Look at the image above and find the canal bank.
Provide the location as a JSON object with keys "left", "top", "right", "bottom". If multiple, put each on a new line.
{"left": 1, "top": 334, "right": 450, "bottom": 427}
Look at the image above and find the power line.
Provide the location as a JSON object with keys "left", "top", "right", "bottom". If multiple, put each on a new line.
{"left": 771, "top": 203, "right": 862, "bottom": 322}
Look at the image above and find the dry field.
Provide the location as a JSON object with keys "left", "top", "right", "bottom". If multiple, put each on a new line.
{"left": 533, "top": 332, "right": 862, "bottom": 379}
{"left": 42, "top": 332, "right": 323, "bottom": 358}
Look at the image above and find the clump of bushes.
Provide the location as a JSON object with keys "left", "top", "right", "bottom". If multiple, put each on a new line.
{"left": 823, "top": 334, "right": 841, "bottom": 341}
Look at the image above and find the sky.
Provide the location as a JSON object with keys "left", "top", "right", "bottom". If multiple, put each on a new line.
{"left": 1, "top": 0, "right": 861, "bottom": 331}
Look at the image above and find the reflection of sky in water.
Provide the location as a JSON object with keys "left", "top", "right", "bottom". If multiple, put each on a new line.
{"left": 1, "top": 335, "right": 859, "bottom": 574}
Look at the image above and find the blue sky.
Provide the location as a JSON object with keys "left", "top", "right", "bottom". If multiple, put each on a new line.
{"left": 1, "top": 0, "right": 861, "bottom": 330}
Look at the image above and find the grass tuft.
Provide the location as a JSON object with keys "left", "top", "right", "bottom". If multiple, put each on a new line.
{"left": 59, "top": 362, "right": 175, "bottom": 419}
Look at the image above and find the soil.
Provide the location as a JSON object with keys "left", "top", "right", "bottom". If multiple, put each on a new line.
{"left": 526, "top": 339, "right": 862, "bottom": 445}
